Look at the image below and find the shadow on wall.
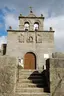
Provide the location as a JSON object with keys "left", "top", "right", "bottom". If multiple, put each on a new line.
{"left": 28, "top": 59, "right": 50, "bottom": 93}
{"left": 3, "top": 44, "right": 7, "bottom": 55}
{"left": 45, "top": 59, "right": 50, "bottom": 93}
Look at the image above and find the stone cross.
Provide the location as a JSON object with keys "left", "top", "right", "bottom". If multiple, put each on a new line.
{"left": 29, "top": 6, "right": 33, "bottom": 13}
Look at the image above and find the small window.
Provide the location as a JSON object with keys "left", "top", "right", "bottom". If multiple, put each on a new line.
{"left": 34, "top": 22, "right": 39, "bottom": 31}
{"left": 3, "top": 44, "right": 7, "bottom": 55}
{"left": 24, "top": 22, "right": 29, "bottom": 31}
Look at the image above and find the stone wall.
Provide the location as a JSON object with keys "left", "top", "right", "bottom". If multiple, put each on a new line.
{"left": 49, "top": 56, "right": 64, "bottom": 96}
{"left": 0, "top": 56, "right": 17, "bottom": 96}
{"left": 52, "top": 52, "right": 64, "bottom": 58}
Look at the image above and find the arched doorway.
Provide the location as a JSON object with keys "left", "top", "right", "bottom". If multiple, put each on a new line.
{"left": 24, "top": 52, "right": 36, "bottom": 69}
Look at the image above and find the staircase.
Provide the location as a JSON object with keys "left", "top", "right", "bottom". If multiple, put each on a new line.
{"left": 15, "top": 69, "right": 50, "bottom": 96}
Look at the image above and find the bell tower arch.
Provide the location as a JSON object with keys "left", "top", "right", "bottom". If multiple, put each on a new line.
{"left": 19, "top": 9, "right": 44, "bottom": 31}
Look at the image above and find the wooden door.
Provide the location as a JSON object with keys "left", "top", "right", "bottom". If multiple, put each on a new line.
{"left": 24, "top": 53, "right": 36, "bottom": 69}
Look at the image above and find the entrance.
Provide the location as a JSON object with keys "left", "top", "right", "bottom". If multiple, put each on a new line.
{"left": 24, "top": 52, "right": 36, "bottom": 69}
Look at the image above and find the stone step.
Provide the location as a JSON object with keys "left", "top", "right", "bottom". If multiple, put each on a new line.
{"left": 17, "top": 83, "right": 43, "bottom": 88}
{"left": 19, "top": 75, "right": 42, "bottom": 79}
{"left": 19, "top": 70, "right": 41, "bottom": 75}
{"left": 19, "top": 73, "right": 42, "bottom": 77}
{"left": 19, "top": 69, "right": 36, "bottom": 73}
{"left": 16, "top": 88, "right": 44, "bottom": 93}
{"left": 15, "top": 92, "right": 50, "bottom": 96}
{"left": 18, "top": 79, "right": 43, "bottom": 83}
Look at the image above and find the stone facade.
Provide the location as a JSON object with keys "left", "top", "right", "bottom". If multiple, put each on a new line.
{"left": 6, "top": 11, "right": 54, "bottom": 70}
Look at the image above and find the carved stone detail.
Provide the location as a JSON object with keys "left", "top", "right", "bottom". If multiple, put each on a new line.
{"left": 27, "top": 36, "right": 33, "bottom": 43}
{"left": 36, "top": 34, "right": 42, "bottom": 43}
{"left": 18, "top": 34, "right": 24, "bottom": 43}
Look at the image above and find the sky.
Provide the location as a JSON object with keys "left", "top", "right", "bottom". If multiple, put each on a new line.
{"left": 0, "top": 0, "right": 64, "bottom": 52}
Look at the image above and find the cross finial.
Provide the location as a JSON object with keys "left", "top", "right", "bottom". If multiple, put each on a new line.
{"left": 29, "top": 6, "right": 33, "bottom": 13}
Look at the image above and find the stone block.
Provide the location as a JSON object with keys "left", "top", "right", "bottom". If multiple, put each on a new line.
{"left": 49, "top": 58, "right": 64, "bottom": 96}
{"left": 52, "top": 52, "right": 64, "bottom": 58}
{"left": 0, "top": 56, "right": 17, "bottom": 96}
{"left": 50, "top": 58, "right": 64, "bottom": 68}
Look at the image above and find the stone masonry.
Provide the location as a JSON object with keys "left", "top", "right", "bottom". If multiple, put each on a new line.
{"left": 1, "top": 10, "right": 64, "bottom": 96}
{"left": 6, "top": 10, "right": 55, "bottom": 70}
{"left": 49, "top": 52, "right": 64, "bottom": 96}
{"left": 0, "top": 56, "right": 17, "bottom": 96}
{"left": 0, "top": 53, "right": 64, "bottom": 96}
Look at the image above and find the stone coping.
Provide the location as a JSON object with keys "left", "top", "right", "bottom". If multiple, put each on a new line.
{"left": 7, "top": 30, "right": 55, "bottom": 33}
{"left": 18, "top": 16, "right": 45, "bottom": 19}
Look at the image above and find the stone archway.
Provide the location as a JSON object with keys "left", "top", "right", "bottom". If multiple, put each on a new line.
{"left": 24, "top": 52, "right": 36, "bottom": 69}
